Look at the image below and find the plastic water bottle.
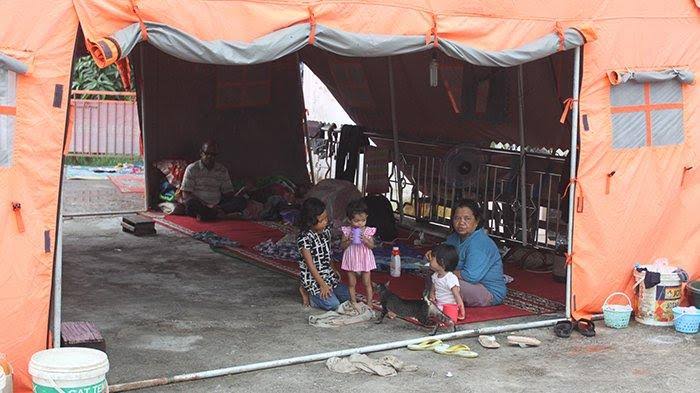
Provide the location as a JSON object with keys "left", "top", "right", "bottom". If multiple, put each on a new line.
{"left": 390, "top": 246, "right": 402, "bottom": 277}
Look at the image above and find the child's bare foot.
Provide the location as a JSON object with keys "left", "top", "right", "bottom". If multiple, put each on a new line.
{"left": 387, "top": 311, "right": 397, "bottom": 319}
{"left": 299, "top": 286, "right": 310, "bottom": 307}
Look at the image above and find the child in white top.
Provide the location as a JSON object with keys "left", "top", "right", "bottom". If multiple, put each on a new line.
{"left": 426, "top": 244, "right": 465, "bottom": 320}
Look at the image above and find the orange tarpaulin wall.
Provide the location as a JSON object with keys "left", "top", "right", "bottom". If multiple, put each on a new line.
{"left": 0, "top": 1, "right": 79, "bottom": 392}
{"left": 2, "top": 1, "right": 699, "bottom": 391}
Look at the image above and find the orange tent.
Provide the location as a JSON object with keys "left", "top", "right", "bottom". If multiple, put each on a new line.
{"left": 2, "top": 1, "right": 698, "bottom": 391}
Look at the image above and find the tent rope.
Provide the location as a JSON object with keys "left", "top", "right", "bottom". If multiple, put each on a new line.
{"left": 559, "top": 97, "right": 578, "bottom": 124}
{"left": 426, "top": 13, "right": 438, "bottom": 47}
{"left": 308, "top": 7, "right": 316, "bottom": 45}
{"left": 131, "top": 0, "right": 149, "bottom": 42}
{"left": 12, "top": 202, "right": 25, "bottom": 233}
{"left": 562, "top": 177, "right": 585, "bottom": 213}
{"left": 681, "top": 166, "right": 693, "bottom": 187}
{"left": 555, "top": 22, "right": 565, "bottom": 52}
{"left": 605, "top": 171, "right": 616, "bottom": 195}
{"left": 565, "top": 252, "right": 574, "bottom": 266}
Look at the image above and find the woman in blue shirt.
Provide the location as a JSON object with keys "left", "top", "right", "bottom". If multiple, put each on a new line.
{"left": 444, "top": 200, "right": 506, "bottom": 306}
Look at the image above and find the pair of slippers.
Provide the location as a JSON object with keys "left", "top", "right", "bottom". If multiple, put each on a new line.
{"left": 407, "top": 339, "right": 478, "bottom": 358}
{"left": 554, "top": 318, "right": 596, "bottom": 338}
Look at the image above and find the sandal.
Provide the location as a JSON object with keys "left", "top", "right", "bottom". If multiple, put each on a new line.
{"left": 574, "top": 318, "right": 596, "bottom": 337}
{"left": 407, "top": 338, "right": 443, "bottom": 351}
{"left": 554, "top": 320, "right": 574, "bottom": 338}
{"left": 478, "top": 335, "right": 500, "bottom": 349}
{"left": 506, "top": 335, "right": 541, "bottom": 347}
{"left": 433, "top": 344, "right": 479, "bottom": 358}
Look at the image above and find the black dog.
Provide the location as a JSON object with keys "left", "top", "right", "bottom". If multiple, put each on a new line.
{"left": 375, "top": 283, "right": 456, "bottom": 335}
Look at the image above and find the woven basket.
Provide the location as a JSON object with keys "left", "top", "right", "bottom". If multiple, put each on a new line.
{"left": 602, "top": 292, "right": 633, "bottom": 329}
{"left": 672, "top": 307, "right": 699, "bottom": 334}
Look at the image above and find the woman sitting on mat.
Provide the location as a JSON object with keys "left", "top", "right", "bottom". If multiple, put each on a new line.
{"left": 444, "top": 199, "right": 506, "bottom": 307}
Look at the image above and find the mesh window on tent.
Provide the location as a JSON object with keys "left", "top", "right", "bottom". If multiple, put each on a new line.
{"left": 610, "top": 79, "right": 684, "bottom": 149}
{"left": 0, "top": 67, "right": 17, "bottom": 166}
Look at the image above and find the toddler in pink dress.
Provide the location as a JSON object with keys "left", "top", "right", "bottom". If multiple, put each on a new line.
{"left": 341, "top": 199, "right": 377, "bottom": 308}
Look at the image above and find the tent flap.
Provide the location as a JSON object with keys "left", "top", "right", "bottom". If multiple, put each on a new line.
{"left": 607, "top": 68, "right": 695, "bottom": 85}
{"left": 439, "top": 28, "right": 586, "bottom": 67}
{"left": 0, "top": 51, "right": 29, "bottom": 74}
{"left": 87, "top": 22, "right": 589, "bottom": 69}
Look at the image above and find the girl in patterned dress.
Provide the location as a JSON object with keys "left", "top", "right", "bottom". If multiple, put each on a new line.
{"left": 297, "top": 197, "right": 350, "bottom": 310}
{"left": 340, "top": 199, "right": 377, "bottom": 309}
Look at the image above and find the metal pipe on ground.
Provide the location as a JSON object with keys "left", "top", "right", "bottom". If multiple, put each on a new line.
{"left": 109, "top": 317, "right": 565, "bottom": 392}
{"left": 63, "top": 210, "right": 146, "bottom": 218}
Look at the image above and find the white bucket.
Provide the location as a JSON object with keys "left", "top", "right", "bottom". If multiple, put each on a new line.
{"left": 28, "top": 348, "right": 109, "bottom": 393}
{"left": 0, "top": 353, "right": 12, "bottom": 393}
{"left": 633, "top": 267, "right": 682, "bottom": 326}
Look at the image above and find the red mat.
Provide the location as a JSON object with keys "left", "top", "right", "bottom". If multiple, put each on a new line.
{"left": 154, "top": 214, "right": 565, "bottom": 324}
{"left": 108, "top": 174, "right": 145, "bottom": 193}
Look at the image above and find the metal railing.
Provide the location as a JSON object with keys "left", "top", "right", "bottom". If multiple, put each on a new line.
{"left": 68, "top": 90, "right": 141, "bottom": 157}
{"left": 307, "top": 129, "right": 568, "bottom": 250}
{"left": 387, "top": 141, "right": 567, "bottom": 250}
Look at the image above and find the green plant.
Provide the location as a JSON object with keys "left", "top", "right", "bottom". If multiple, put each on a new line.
{"left": 71, "top": 56, "right": 134, "bottom": 99}
{"left": 65, "top": 155, "right": 143, "bottom": 167}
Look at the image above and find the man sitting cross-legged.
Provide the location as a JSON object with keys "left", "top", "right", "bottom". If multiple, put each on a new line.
{"left": 180, "top": 140, "right": 247, "bottom": 221}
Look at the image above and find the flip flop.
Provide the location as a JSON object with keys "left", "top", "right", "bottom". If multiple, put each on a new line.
{"left": 506, "top": 335, "right": 541, "bottom": 348}
{"left": 433, "top": 344, "right": 479, "bottom": 358}
{"left": 407, "top": 338, "right": 443, "bottom": 351}
{"left": 554, "top": 320, "right": 573, "bottom": 338}
{"left": 574, "top": 318, "right": 596, "bottom": 337}
{"left": 478, "top": 335, "right": 500, "bottom": 349}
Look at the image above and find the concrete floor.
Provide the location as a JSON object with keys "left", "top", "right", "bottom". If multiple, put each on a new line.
{"left": 59, "top": 177, "right": 698, "bottom": 392}
{"left": 62, "top": 179, "right": 145, "bottom": 215}
{"left": 61, "top": 215, "right": 698, "bottom": 393}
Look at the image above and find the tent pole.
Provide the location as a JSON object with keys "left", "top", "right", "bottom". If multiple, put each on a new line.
{"left": 52, "top": 179, "right": 64, "bottom": 348}
{"left": 517, "top": 64, "right": 528, "bottom": 246}
{"left": 109, "top": 317, "right": 565, "bottom": 392}
{"left": 138, "top": 45, "right": 150, "bottom": 211}
{"left": 296, "top": 55, "right": 316, "bottom": 184}
{"left": 565, "top": 46, "right": 582, "bottom": 318}
{"left": 388, "top": 57, "right": 403, "bottom": 223}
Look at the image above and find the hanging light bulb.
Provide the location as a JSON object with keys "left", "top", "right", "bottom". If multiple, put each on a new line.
{"left": 429, "top": 51, "right": 439, "bottom": 87}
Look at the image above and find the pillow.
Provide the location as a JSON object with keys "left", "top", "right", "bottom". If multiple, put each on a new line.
{"left": 154, "top": 159, "right": 189, "bottom": 188}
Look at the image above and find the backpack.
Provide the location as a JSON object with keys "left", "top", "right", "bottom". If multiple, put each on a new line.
{"left": 363, "top": 194, "right": 397, "bottom": 241}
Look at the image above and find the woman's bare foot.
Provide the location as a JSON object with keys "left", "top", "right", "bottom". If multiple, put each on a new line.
{"left": 387, "top": 311, "right": 397, "bottom": 319}
{"left": 299, "top": 286, "right": 310, "bottom": 307}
